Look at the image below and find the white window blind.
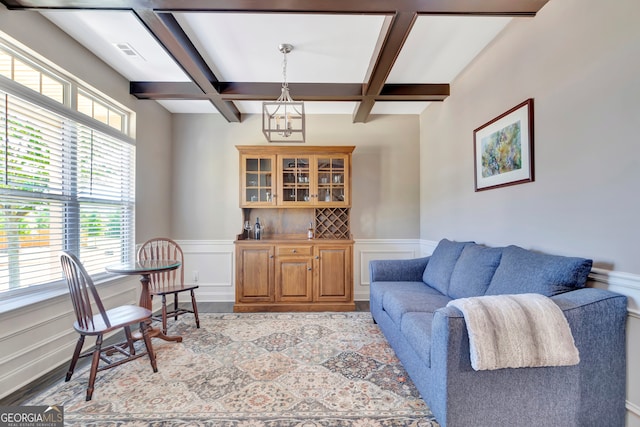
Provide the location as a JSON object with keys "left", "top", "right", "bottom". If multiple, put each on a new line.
{"left": 0, "top": 90, "right": 135, "bottom": 293}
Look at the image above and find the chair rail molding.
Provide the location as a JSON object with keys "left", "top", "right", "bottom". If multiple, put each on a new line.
{"left": 589, "top": 268, "right": 640, "bottom": 316}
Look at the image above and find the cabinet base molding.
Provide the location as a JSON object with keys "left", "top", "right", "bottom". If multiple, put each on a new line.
{"left": 233, "top": 302, "right": 356, "bottom": 312}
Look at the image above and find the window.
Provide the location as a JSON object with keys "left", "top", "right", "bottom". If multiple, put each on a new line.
{"left": 0, "top": 46, "right": 65, "bottom": 104}
{"left": 0, "top": 39, "right": 135, "bottom": 295}
{"left": 78, "top": 90, "right": 126, "bottom": 132}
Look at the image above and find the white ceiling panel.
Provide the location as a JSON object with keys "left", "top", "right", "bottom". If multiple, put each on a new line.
{"left": 41, "top": 10, "right": 190, "bottom": 82}
{"left": 175, "top": 13, "right": 387, "bottom": 83}
{"left": 234, "top": 101, "right": 359, "bottom": 115}
{"left": 371, "top": 102, "right": 431, "bottom": 115}
{"left": 388, "top": 16, "right": 512, "bottom": 83}
{"left": 156, "top": 100, "right": 219, "bottom": 114}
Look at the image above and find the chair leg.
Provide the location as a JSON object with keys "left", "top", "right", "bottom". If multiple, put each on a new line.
{"left": 86, "top": 334, "right": 103, "bottom": 401}
{"left": 140, "top": 321, "right": 158, "bottom": 373}
{"left": 124, "top": 325, "right": 135, "bottom": 355}
{"left": 191, "top": 290, "right": 200, "bottom": 329}
{"left": 161, "top": 295, "right": 168, "bottom": 335}
{"left": 174, "top": 293, "right": 179, "bottom": 321}
{"left": 66, "top": 335, "right": 85, "bottom": 381}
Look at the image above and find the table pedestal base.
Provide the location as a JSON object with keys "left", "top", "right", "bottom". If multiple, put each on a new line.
{"left": 138, "top": 273, "right": 183, "bottom": 343}
{"left": 133, "top": 325, "right": 182, "bottom": 343}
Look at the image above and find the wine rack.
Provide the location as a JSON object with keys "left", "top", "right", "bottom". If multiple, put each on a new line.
{"left": 315, "top": 208, "right": 350, "bottom": 239}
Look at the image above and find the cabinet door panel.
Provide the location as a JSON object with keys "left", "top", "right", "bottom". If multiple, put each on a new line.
{"left": 315, "top": 246, "right": 352, "bottom": 302}
{"left": 278, "top": 155, "right": 314, "bottom": 206}
{"left": 276, "top": 257, "right": 313, "bottom": 302}
{"left": 316, "top": 154, "right": 349, "bottom": 206}
{"left": 237, "top": 246, "right": 274, "bottom": 302}
{"left": 240, "top": 154, "right": 275, "bottom": 207}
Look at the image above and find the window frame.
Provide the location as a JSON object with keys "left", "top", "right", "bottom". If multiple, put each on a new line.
{"left": 0, "top": 37, "right": 135, "bottom": 310}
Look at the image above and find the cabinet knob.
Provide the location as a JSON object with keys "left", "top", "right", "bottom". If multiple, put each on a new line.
{"left": 315, "top": 256, "right": 319, "bottom": 259}
{"left": 292, "top": 249, "right": 297, "bottom": 253}
{"left": 270, "top": 255, "right": 274, "bottom": 258}
{"left": 307, "top": 267, "right": 312, "bottom": 271}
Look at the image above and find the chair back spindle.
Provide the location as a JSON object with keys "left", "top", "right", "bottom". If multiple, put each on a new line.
{"left": 137, "top": 237, "right": 199, "bottom": 334}
{"left": 59, "top": 251, "right": 158, "bottom": 401}
{"left": 60, "top": 251, "right": 110, "bottom": 330}
{"left": 138, "top": 238, "right": 184, "bottom": 291}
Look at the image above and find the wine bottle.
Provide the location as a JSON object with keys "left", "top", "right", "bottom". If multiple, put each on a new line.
{"left": 255, "top": 217, "right": 261, "bottom": 240}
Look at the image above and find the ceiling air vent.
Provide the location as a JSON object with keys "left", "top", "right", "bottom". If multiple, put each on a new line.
{"left": 113, "top": 42, "right": 145, "bottom": 60}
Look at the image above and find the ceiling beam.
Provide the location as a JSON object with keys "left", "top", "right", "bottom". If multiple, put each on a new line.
{"left": 131, "top": 81, "right": 450, "bottom": 102}
{"left": 0, "top": 0, "right": 550, "bottom": 16}
{"left": 1, "top": 0, "right": 548, "bottom": 122}
{"left": 132, "top": 8, "right": 241, "bottom": 122}
{"left": 130, "top": 81, "right": 207, "bottom": 99}
{"left": 353, "top": 11, "right": 416, "bottom": 122}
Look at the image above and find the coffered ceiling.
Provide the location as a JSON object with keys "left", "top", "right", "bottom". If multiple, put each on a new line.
{"left": 1, "top": 0, "right": 550, "bottom": 122}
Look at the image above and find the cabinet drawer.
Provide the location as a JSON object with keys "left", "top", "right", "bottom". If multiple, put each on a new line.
{"left": 277, "top": 245, "right": 313, "bottom": 256}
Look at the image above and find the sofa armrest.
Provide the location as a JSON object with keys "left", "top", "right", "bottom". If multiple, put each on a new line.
{"left": 429, "top": 287, "right": 627, "bottom": 426}
{"left": 432, "top": 287, "right": 627, "bottom": 364}
{"left": 369, "top": 257, "right": 430, "bottom": 283}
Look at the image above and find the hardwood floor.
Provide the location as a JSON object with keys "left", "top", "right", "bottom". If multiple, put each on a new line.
{"left": 0, "top": 301, "right": 370, "bottom": 405}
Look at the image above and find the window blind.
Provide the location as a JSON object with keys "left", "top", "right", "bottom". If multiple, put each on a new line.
{"left": 0, "top": 90, "right": 135, "bottom": 293}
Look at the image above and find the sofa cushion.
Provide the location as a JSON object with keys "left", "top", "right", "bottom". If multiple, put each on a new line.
{"left": 448, "top": 244, "right": 503, "bottom": 299}
{"left": 400, "top": 312, "right": 434, "bottom": 367}
{"left": 485, "top": 245, "right": 593, "bottom": 296}
{"left": 422, "top": 239, "right": 473, "bottom": 295}
{"left": 382, "top": 288, "right": 451, "bottom": 326}
{"left": 370, "top": 281, "right": 431, "bottom": 309}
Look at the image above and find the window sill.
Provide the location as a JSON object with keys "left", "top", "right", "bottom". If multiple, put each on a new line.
{"left": 0, "top": 274, "right": 127, "bottom": 316}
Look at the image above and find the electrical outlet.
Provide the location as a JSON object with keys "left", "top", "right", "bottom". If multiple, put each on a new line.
{"left": 193, "top": 270, "right": 199, "bottom": 283}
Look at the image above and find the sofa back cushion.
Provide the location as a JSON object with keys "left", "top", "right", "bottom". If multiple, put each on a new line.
{"left": 422, "top": 239, "right": 473, "bottom": 295}
{"left": 448, "top": 244, "right": 503, "bottom": 299}
{"left": 485, "top": 245, "right": 593, "bottom": 296}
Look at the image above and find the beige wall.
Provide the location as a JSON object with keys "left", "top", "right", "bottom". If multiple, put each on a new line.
{"left": 170, "top": 113, "right": 421, "bottom": 240}
{"left": 419, "top": 0, "right": 640, "bottom": 272}
{"left": 419, "top": 0, "right": 640, "bottom": 423}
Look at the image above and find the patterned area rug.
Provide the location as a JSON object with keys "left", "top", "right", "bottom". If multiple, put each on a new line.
{"left": 25, "top": 312, "right": 439, "bottom": 426}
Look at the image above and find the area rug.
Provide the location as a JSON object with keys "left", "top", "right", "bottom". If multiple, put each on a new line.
{"left": 25, "top": 312, "right": 439, "bottom": 426}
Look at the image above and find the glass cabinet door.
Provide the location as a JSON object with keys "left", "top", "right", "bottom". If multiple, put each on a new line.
{"left": 242, "top": 155, "right": 275, "bottom": 206}
{"left": 279, "top": 155, "right": 312, "bottom": 205}
{"left": 316, "top": 155, "right": 348, "bottom": 205}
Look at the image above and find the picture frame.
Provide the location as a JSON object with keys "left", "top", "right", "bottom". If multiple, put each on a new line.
{"left": 473, "top": 98, "right": 534, "bottom": 191}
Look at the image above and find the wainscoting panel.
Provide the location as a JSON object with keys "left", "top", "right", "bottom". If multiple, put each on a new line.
{"left": 176, "top": 240, "right": 235, "bottom": 302}
{"left": 0, "top": 276, "right": 139, "bottom": 401}
{"left": 354, "top": 239, "right": 421, "bottom": 301}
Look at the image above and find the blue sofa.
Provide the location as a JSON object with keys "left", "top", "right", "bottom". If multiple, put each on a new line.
{"left": 369, "top": 239, "right": 627, "bottom": 427}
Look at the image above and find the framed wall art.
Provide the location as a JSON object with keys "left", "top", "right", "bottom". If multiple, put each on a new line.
{"left": 473, "top": 98, "right": 534, "bottom": 191}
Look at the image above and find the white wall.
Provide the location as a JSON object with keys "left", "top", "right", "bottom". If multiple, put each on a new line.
{"left": 419, "top": 0, "right": 640, "bottom": 424}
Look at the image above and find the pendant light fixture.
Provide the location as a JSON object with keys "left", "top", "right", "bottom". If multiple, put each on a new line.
{"left": 262, "top": 43, "right": 305, "bottom": 142}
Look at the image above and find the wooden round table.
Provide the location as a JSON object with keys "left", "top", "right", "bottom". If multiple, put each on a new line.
{"left": 106, "top": 260, "right": 183, "bottom": 343}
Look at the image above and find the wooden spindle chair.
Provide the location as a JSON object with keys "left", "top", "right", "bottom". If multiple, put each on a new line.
{"left": 60, "top": 251, "right": 158, "bottom": 401}
{"left": 137, "top": 238, "right": 200, "bottom": 334}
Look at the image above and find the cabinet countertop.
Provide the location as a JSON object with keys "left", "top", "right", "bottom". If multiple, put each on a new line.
{"left": 235, "top": 234, "right": 353, "bottom": 244}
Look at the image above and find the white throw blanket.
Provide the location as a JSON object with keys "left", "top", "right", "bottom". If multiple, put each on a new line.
{"left": 447, "top": 293, "right": 580, "bottom": 371}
